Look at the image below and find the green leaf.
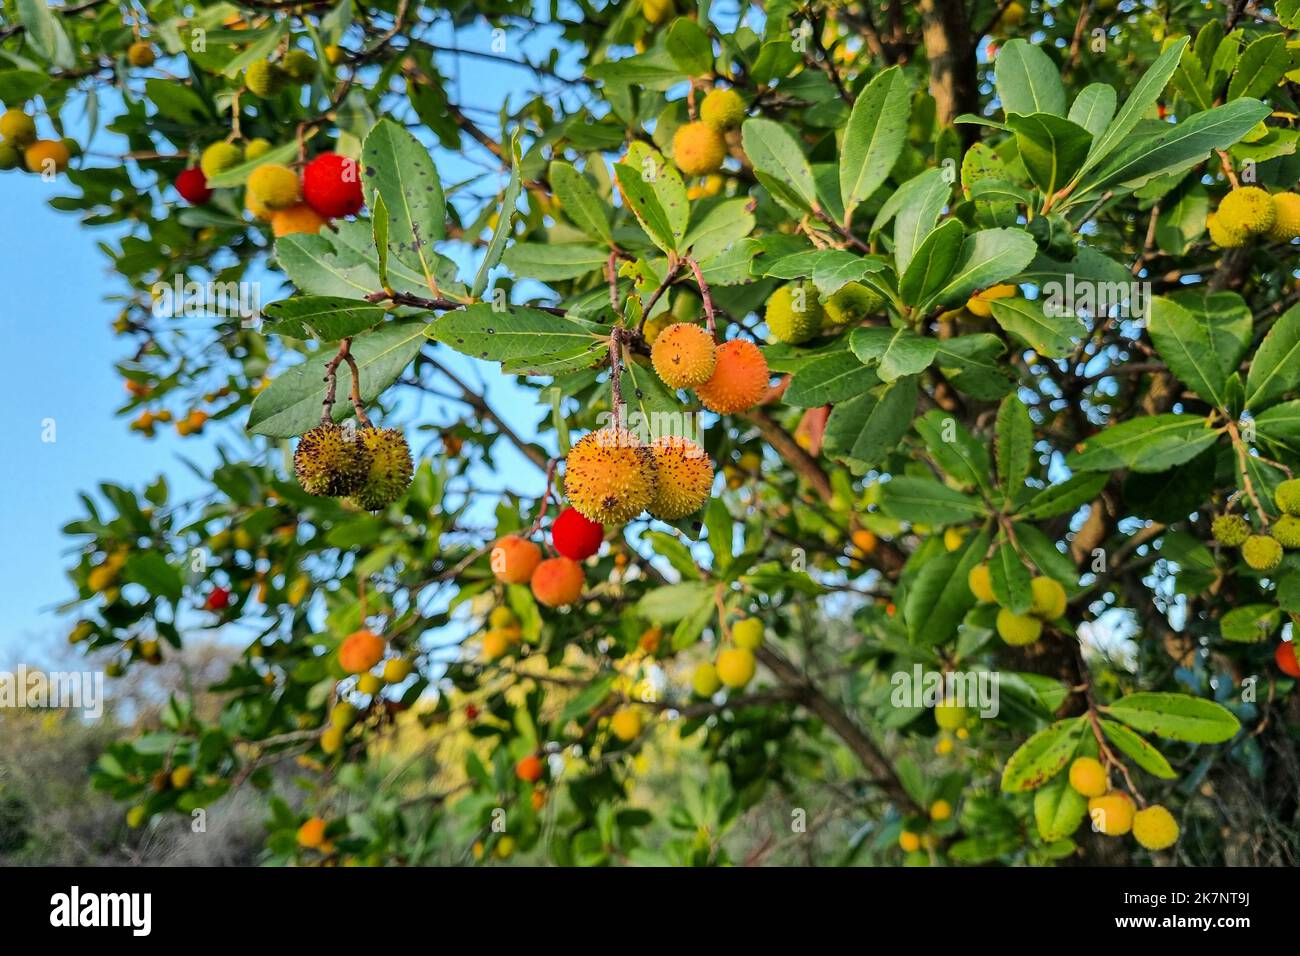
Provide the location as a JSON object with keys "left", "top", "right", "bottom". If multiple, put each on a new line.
{"left": 783, "top": 349, "right": 880, "bottom": 407}
{"left": 427, "top": 304, "right": 603, "bottom": 371}
{"left": 588, "top": 50, "right": 684, "bottom": 90}
{"left": 17, "top": 0, "right": 74, "bottom": 67}
{"left": 1099, "top": 720, "right": 1177, "bottom": 780}
{"left": 665, "top": 18, "right": 714, "bottom": 75}
{"left": 898, "top": 219, "right": 963, "bottom": 306}
{"left": 1146, "top": 295, "right": 1229, "bottom": 405}
{"left": 850, "top": 326, "right": 939, "bottom": 383}
{"left": 262, "top": 296, "right": 388, "bottom": 340}
{"left": 1102, "top": 692, "right": 1240, "bottom": 744}
{"left": 247, "top": 321, "right": 428, "bottom": 438}
{"left": 879, "top": 476, "right": 987, "bottom": 524}
{"left": 1067, "top": 84, "right": 1117, "bottom": 137}
{"left": 1034, "top": 774, "right": 1089, "bottom": 841}
{"left": 473, "top": 132, "right": 523, "bottom": 298}
{"left": 614, "top": 161, "right": 685, "bottom": 254}
{"left": 372, "top": 193, "right": 390, "bottom": 291}
{"left": 1227, "top": 33, "right": 1289, "bottom": 100}
{"left": 996, "top": 395, "right": 1034, "bottom": 496}
{"left": 990, "top": 541, "right": 1033, "bottom": 614}
{"left": 682, "top": 198, "right": 755, "bottom": 258}
{"left": 989, "top": 296, "right": 1083, "bottom": 358}
{"left": 893, "top": 171, "right": 951, "bottom": 276}
{"left": 1067, "top": 414, "right": 1220, "bottom": 473}
{"left": 1080, "top": 38, "right": 1188, "bottom": 179}
{"left": 741, "top": 118, "right": 818, "bottom": 211}
{"left": 1000, "top": 717, "right": 1085, "bottom": 792}
{"left": 361, "top": 119, "right": 447, "bottom": 284}
{"left": 636, "top": 581, "right": 713, "bottom": 624}
{"left": 839, "top": 66, "right": 911, "bottom": 226}
{"left": 1016, "top": 472, "right": 1108, "bottom": 520}
{"left": 1245, "top": 301, "right": 1300, "bottom": 412}
{"left": 929, "top": 228, "right": 1038, "bottom": 311}
{"left": 559, "top": 672, "right": 619, "bottom": 724}
{"left": 905, "top": 528, "right": 990, "bottom": 645}
{"left": 823, "top": 377, "right": 918, "bottom": 473}
{"left": 1007, "top": 113, "right": 1092, "bottom": 195}
{"left": 1219, "top": 604, "right": 1281, "bottom": 643}
{"left": 913, "top": 409, "right": 992, "bottom": 493}
{"left": 995, "top": 39, "right": 1067, "bottom": 117}
{"left": 123, "top": 553, "right": 183, "bottom": 604}
{"left": 549, "top": 160, "right": 614, "bottom": 245}
{"left": 501, "top": 242, "right": 611, "bottom": 281}
{"left": 220, "top": 21, "right": 287, "bottom": 78}
{"left": 145, "top": 78, "right": 213, "bottom": 125}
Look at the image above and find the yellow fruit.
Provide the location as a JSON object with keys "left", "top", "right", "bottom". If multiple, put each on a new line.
{"left": 0, "top": 109, "right": 36, "bottom": 147}
{"left": 610, "top": 707, "right": 643, "bottom": 741}
{"left": 297, "top": 816, "right": 327, "bottom": 848}
{"left": 243, "top": 138, "right": 272, "bottom": 162}
{"left": 1068, "top": 756, "right": 1108, "bottom": 797}
{"left": 127, "top": 41, "right": 156, "bottom": 67}
{"left": 272, "top": 202, "right": 326, "bottom": 236}
{"left": 651, "top": 322, "right": 716, "bottom": 388}
{"left": 490, "top": 606, "right": 518, "bottom": 629}
{"left": 482, "top": 629, "right": 511, "bottom": 660}
{"left": 934, "top": 735, "right": 954, "bottom": 755}
{"left": 494, "top": 835, "right": 516, "bottom": 859}
{"left": 1088, "top": 791, "right": 1135, "bottom": 836}
{"left": 692, "top": 662, "right": 721, "bottom": 696}
{"left": 320, "top": 725, "right": 344, "bottom": 754}
{"left": 248, "top": 163, "right": 301, "bottom": 211}
{"left": 283, "top": 48, "right": 318, "bottom": 82}
{"left": 1267, "top": 193, "right": 1300, "bottom": 241}
{"left": 851, "top": 529, "right": 877, "bottom": 554}
{"left": 967, "top": 564, "right": 995, "bottom": 603}
{"left": 824, "top": 281, "right": 884, "bottom": 325}
{"left": 170, "top": 766, "right": 194, "bottom": 789}
{"left": 715, "top": 647, "right": 756, "bottom": 688}
{"left": 126, "top": 805, "right": 147, "bottom": 828}
{"left": 24, "top": 139, "right": 70, "bottom": 173}
{"left": 672, "top": 121, "right": 726, "bottom": 177}
{"left": 966, "top": 283, "right": 1017, "bottom": 318}
{"left": 695, "top": 339, "right": 770, "bottom": 414}
{"left": 1029, "top": 576, "right": 1067, "bottom": 620}
{"left": 293, "top": 422, "right": 370, "bottom": 496}
{"left": 383, "top": 658, "right": 414, "bottom": 683}
{"left": 647, "top": 435, "right": 714, "bottom": 520}
{"left": 246, "top": 188, "right": 275, "bottom": 221}
{"left": 1207, "top": 211, "right": 1248, "bottom": 248}
{"left": 930, "top": 799, "right": 952, "bottom": 821}
{"left": 642, "top": 0, "right": 674, "bottom": 25}
{"left": 357, "top": 672, "right": 384, "bottom": 695}
{"left": 325, "top": 44, "right": 344, "bottom": 65}
{"left": 641, "top": 311, "right": 674, "bottom": 345}
{"left": 996, "top": 608, "right": 1043, "bottom": 645}
{"left": 330, "top": 701, "right": 358, "bottom": 728}
{"left": 732, "top": 617, "right": 764, "bottom": 650}
{"left": 1132, "top": 804, "right": 1179, "bottom": 850}
{"left": 765, "top": 281, "right": 823, "bottom": 344}
{"left": 200, "top": 141, "right": 243, "bottom": 179}
{"left": 563, "top": 428, "right": 658, "bottom": 525}
{"left": 244, "top": 59, "right": 286, "bottom": 97}
{"left": 1217, "top": 186, "right": 1275, "bottom": 236}
{"left": 943, "top": 527, "right": 966, "bottom": 552}
{"left": 1242, "top": 534, "right": 1283, "bottom": 571}
{"left": 898, "top": 830, "right": 921, "bottom": 852}
{"left": 934, "top": 700, "right": 967, "bottom": 730}
{"left": 1276, "top": 478, "right": 1300, "bottom": 516}
{"left": 699, "top": 88, "right": 745, "bottom": 131}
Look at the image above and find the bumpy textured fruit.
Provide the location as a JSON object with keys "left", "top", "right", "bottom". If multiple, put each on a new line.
{"left": 1242, "top": 534, "right": 1283, "bottom": 571}
{"left": 350, "top": 428, "right": 413, "bottom": 510}
{"left": 248, "top": 162, "right": 301, "bottom": 211}
{"left": 1267, "top": 193, "right": 1300, "bottom": 241}
{"left": 271, "top": 202, "right": 327, "bottom": 237}
{"left": 293, "top": 423, "right": 370, "bottom": 496}
{"left": 1207, "top": 211, "right": 1248, "bottom": 248}
{"left": 642, "top": 0, "right": 674, "bottom": 25}
{"left": 515, "top": 754, "right": 543, "bottom": 782}
{"left": 1029, "top": 576, "right": 1067, "bottom": 620}
{"left": 1217, "top": 186, "right": 1276, "bottom": 236}
{"left": 1272, "top": 515, "right": 1300, "bottom": 549}
{"left": 491, "top": 535, "right": 542, "bottom": 584}
{"left": 699, "top": 88, "right": 745, "bottom": 131}
{"left": 651, "top": 322, "right": 716, "bottom": 388}
{"left": 175, "top": 167, "right": 212, "bottom": 205}
{"left": 297, "top": 816, "right": 327, "bottom": 848}
{"left": 672, "top": 121, "right": 726, "bottom": 176}
{"left": 0, "top": 108, "right": 36, "bottom": 146}
{"left": 551, "top": 506, "right": 604, "bottom": 560}
{"left": 1132, "top": 805, "right": 1179, "bottom": 850}
{"left": 732, "top": 617, "right": 764, "bottom": 650}
{"left": 967, "top": 564, "right": 996, "bottom": 602}
{"left": 1211, "top": 513, "right": 1250, "bottom": 547}
{"left": 339, "top": 629, "right": 385, "bottom": 674}
{"left": 243, "top": 138, "right": 272, "bottom": 162}
{"left": 934, "top": 700, "right": 967, "bottom": 730}
{"left": 283, "top": 48, "right": 318, "bottom": 82}
{"left": 564, "top": 428, "right": 658, "bottom": 525}
{"left": 1275, "top": 641, "right": 1300, "bottom": 678}
{"left": 246, "top": 187, "right": 274, "bottom": 221}
{"left": 1088, "top": 791, "right": 1135, "bottom": 836}
{"left": 610, "top": 707, "right": 643, "bottom": 742}
{"left": 824, "top": 281, "right": 883, "bottom": 325}
{"left": 647, "top": 435, "right": 714, "bottom": 520}
{"left": 695, "top": 339, "right": 770, "bottom": 414}
{"left": 1275, "top": 478, "right": 1300, "bottom": 516}
{"left": 692, "top": 662, "right": 721, "bottom": 696}
{"left": 996, "top": 608, "right": 1043, "bottom": 645}
{"left": 966, "top": 283, "right": 1017, "bottom": 318}
{"left": 201, "top": 141, "right": 243, "bottom": 178}
{"left": 303, "top": 152, "right": 364, "bottom": 218}
{"left": 127, "top": 41, "right": 156, "bottom": 67}
{"left": 1068, "top": 756, "right": 1108, "bottom": 797}
{"left": 245, "top": 59, "right": 287, "bottom": 97}
{"left": 24, "top": 140, "right": 69, "bottom": 173}
{"left": 765, "top": 282, "right": 824, "bottom": 344}
{"left": 530, "top": 556, "right": 585, "bottom": 607}
{"left": 716, "top": 647, "right": 756, "bottom": 688}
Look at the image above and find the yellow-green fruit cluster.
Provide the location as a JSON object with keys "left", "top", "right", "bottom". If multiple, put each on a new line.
{"left": 969, "top": 563, "right": 1065, "bottom": 645}
{"left": 245, "top": 59, "right": 287, "bottom": 97}
{"left": 1, "top": 108, "right": 37, "bottom": 147}
{"left": 294, "top": 423, "right": 371, "bottom": 496}
{"left": 248, "top": 163, "right": 300, "bottom": 210}
{"left": 672, "top": 121, "right": 726, "bottom": 177}
{"left": 1212, "top": 186, "right": 1276, "bottom": 247}
{"left": 283, "top": 49, "right": 318, "bottom": 82}
{"left": 243, "top": 138, "right": 272, "bottom": 162}
{"left": 1210, "top": 513, "right": 1249, "bottom": 547}
{"left": 564, "top": 428, "right": 659, "bottom": 525}
{"left": 1271, "top": 515, "right": 1300, "bottom": 549}
{"left": 1242, "top": 533, "right": 1283, "bottom": 571}
{"left": 1267, "top": 193, "right": 1300, "bottom": 241}
{"left": 1277, "top": 478, "right": 1300, "bottom": 515}
{"left": 699, "top": 88, "right": 745, "bottom": 131}
{"left": 765, "top": 281, "right": 823, "bottom": 344}
{"left": 201, "top": 141, "right": 243, "bottom": 179}
{"left": 349, "top": 428, "right": 414, "bottom": 510}
{"left": 823, "top": 282, "right": 883, "bottom": 325}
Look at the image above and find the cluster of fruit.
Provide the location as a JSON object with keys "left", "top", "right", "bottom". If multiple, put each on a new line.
{"left": 0, "top": 108, "right": 77, "bottom": 174}
{"left": 243, "top": 49, "right": 319, "bottom": 99}
{"left": 131, "top": 407, "right": 210, "bottom": 437}
{"left": 650, "top": 322, "right": 771, "bottom": 418}
{"left": 179, "top": 147, "right": 363, "bottom": 239}
{"left": 967, "top": 565, "right": 1067, "bottom": 645}
{"left": 293, "top": 422, "right": 414, "bottom": 511}
{"left": 1211, "top": 479, "right": 1300, "bottom": 570}
{"left": 324, "top": 629, "right": 415, "bottom": 754}
{"left": 1068, "top": 757, "right": 1179, "bottom": 851}
{"left": 1207, "top": 185, "right": 1300, "bottom": 247}
{"left": 898, "top": 798, "right": 954, "bottom": 856}
{"left": 690, "top": 617, "right": 763, "bottom": 695}
{"left": 562, "top": 428, "right": 717, "bottom": 526}
{"left": 932, "top": 697, "right": 973, "bottom": 755}
{"left": 488, "top": 506, "right": 605, "bottom": 620}
{"left": 671, "top": 87, "right": 745, "bottom": 178}
{"left": 762, "top": 280, "right": 885, "bottom": 345}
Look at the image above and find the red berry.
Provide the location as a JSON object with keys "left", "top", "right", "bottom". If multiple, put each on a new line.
{"left": 176, "top": 167, "right": 212, "bottom": 205}
{"left": 1277, "top": 641, "right": 1300, "bottom": 678}
{"left": 302, "top": 152, "right": 363, "bottom": 218}
{"left": 551, "top": 507, "right": 604, "bottom": 561}
{"left": 465, "top": 704, "right": 478, "bottom": 720}
{"left": 515, "top": 754, "right": 543, "bottom": 783}
{"left": 205, "top": 586, "right": 231, "bottom": 611}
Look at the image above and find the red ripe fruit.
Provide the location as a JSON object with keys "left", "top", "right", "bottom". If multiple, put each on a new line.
{"left": 205, "top": 586, "right": 231, "bottom": 611}
{"left": 465, "top": 704, "right": 478, "bottom": 721}
{"left": 551, "top": 507, "right": 604, "bottom": 561}
{"left": 515, "top": 754, "right": 543, "bottom": 783}
{"left": 1277, "top": 641, "right": 1300, "bottom": 678}
{"left": 176, "top": 167, "right": 212, "bottom": 205}
{"left": 302, "top": 152, "right": 364, "bottom": 218}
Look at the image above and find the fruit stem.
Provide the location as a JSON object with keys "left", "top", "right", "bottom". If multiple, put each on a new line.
{"left": 684, "top": 255, "right": 717, "bottom": 336}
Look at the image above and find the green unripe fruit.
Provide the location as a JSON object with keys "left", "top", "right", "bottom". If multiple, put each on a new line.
{"left": 1211, "top": 513, "right": 1250, "bottom": 547}
{"left": 823, "top": 281, "right": 884, "bottom": 325}
{"left": 0, "top": 108, "right": 36, "bottom": 147}
{"left": 330, "top": 701, "right": 358, "bottom": 728}
{"left": 245, "top": 59, "right": 287, "bottom": 97}
{"left": 293, "top": 423, "right": 372, "bottom": 496}
{"left": 126, "top": 805, "right": 147, "bottom": 829}
{"left": 699, "top": 88, "right": 745, "bottom": 131}
{"left": 1243, "top": 534, "right": 1283, "bottom": 571}
{"left": 765, "top": 281, "right": 823, "bottom": 344}
{"left": 732, "top": 617, "right": 764, "bottom": 650}
{"left": 1275, "top": 478, "right": 1300, "bottom": 516}
{"left": 200, "top": 141, "right": 243, "bottom": 179}
{"left": 0, "top": 142, "right": 18, "bottom": 171}
{"left": 692, "top": 662, "right": 721, "bottom": 697}
{"left": 283, "top": 49, "right": 318, "bottom": 82}
{"left": 349, "top": 428, "right": 414, "bottom": 510}
{"left": 243, "top": 138, "right": 272, "bottom": 162}
{"left": 1029, "top": 576, "right": 1067, "bottom": 620}
{"left": 934, "top": 700, "right": 967, "bottom": 730}
{"left": 1272, "top": 515, "right": 1300, "bottom": 549}
{"left": 996, "top": 608, "right": 1043, "bottom": 645}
